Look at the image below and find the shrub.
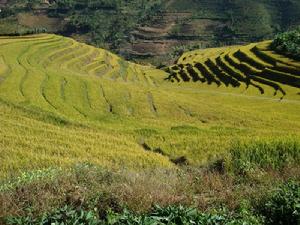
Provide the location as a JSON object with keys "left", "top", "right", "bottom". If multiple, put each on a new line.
{"left": 169, "top": 43, "right": 204, "bottom": 59}
{"left": 257, "top": 181, "right": 300, "bottom": 225}
{"left": 0, "top": 8, "right": 15, "bottom": 19}
{"left": 271, "top": 28, "right": 300, "bottom": 60}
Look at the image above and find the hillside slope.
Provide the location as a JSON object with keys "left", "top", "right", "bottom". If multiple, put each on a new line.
{"left": 166, "top": 40, "right": 300, "bottom": 99}
{"left": 1, "top": 0, "right": 300, "bottom": 63}
{"left": 128, "top": 0, "right": 300, "bottom": 60}
{"left": 0, "top": 34, "right": 300, "bottom": 178}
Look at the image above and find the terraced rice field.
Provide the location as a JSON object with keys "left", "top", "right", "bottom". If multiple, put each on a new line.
{"left": 167, "top": 41, "right": 300, "bottom": 99}
{"left": 0, "top": 34, "right": 300, "bottom": 178}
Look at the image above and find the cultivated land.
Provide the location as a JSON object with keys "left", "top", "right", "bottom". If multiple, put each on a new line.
{"left": 2, "top": 0, "right": 300, "bottom": 64}
{"left": 0, "top": 34, "right": 300, "bottom": 179}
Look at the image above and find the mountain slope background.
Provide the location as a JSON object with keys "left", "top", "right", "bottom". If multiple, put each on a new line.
{"left": 1, "top": 0, "right": 300, "bottom": 64}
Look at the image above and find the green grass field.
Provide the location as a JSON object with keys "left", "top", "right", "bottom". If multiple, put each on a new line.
{"left": 0, "top": 34, "right": 300, "bottom": 179}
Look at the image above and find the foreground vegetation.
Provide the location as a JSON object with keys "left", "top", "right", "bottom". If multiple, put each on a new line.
{"left": 1, "top": 144, "right": 299, "bottom": 224}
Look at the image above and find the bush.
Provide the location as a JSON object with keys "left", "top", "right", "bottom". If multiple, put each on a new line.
{"left": 0, "top": 8, "right": 15, "bottom": 19}
{"left": 169, "top": 43, "right": 204, "bottom": 59}
{"left": 257, "top": 181, "right": 300, "bottom": 225}
{"left": 271, "top": 28, "right": 300, "bottom": 60}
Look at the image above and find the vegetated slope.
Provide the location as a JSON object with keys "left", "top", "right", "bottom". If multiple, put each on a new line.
{"left": 166, "top": 40, "right": 300, "bottom": 99}
{"left": 1, "top": 0, "right": 300, "bottom": 64}
{"left": 0, "top": 34, "right": 173, "bottom": 177}
{"left": 0, "top": 34, "right": 166, "bottom": 119}
{"left": 0, "top": 34, "right": 300, "bottom": 179}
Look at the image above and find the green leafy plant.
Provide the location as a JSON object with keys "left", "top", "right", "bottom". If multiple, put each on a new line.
{"left": 256, "top": 181, "right": 300, "bottom": 225}
{"left": 6, "top": 206, "right": 99, "bottom": 225}
{"left": 6, "top": 204, "right": 263, "bottom": 225}
{"left": 99, "top": 205, "right": 263, "bottom": 225}
{"left": 271, "top": 27, "right": 300, "bottom": 60}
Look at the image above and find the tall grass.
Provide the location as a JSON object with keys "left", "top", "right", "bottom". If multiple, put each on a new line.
{"left": 229, "top": 138, "right": 300, "bottom": 174}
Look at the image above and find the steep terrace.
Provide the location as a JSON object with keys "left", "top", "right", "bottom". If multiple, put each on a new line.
{"left": 166, "top": 40, "right": 300, "bottom": 99}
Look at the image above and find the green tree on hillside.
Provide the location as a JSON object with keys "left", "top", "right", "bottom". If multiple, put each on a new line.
{"left": 271, "top": 27, "right": 300, "bottom": 59}
{"left": 26, "top": 0, "right": 41, "bottom": 9}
